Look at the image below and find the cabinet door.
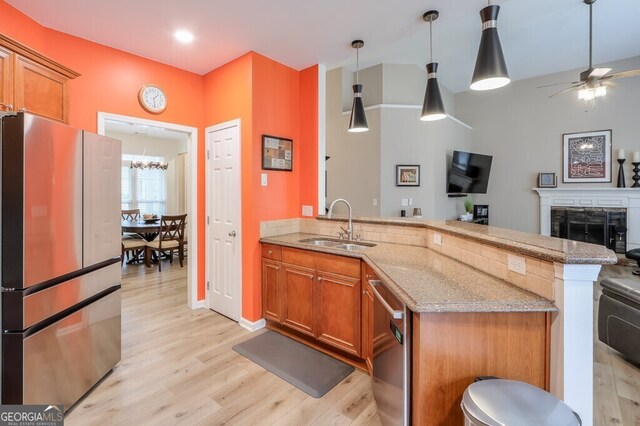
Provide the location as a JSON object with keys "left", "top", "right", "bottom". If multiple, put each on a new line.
{"left": 281, "top": 264, "right": 316, "bottom": 337}
{"left": 14, "top": 55, "right": 68, "bottom": 122}
{"left": 315, "top": 271, "right": 361, "bottom": 356}
{"left": 0, "top": 46, "right": 13, "bottom": 111}
{"left": 362, "top": 279, "right": 374, "bottom": 372}
{"left": 262, "top": 259, "right": 282, "bottom": 322}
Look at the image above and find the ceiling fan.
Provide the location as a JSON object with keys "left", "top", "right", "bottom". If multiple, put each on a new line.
{"left": 540, "top": 0, "right": 640, "bottom": 100}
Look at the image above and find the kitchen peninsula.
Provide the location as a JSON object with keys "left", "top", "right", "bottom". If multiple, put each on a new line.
{"left": 260, "top": 216, "right": 617, "bottom": 426}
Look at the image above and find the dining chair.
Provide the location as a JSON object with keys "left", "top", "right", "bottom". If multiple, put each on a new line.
{"left": 145, "top": 214, "right": 187, "bottom": 272}
{"left": 122, "top": 209, "right": 143, "bottom": 241}
{"left": 122, "top": 238, "right": 147, "bottom": 266}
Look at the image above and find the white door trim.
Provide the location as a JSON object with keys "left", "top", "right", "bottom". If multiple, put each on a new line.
{"left": 205, "top": 119, "right": 242, "bottom": 321}
{"left": 97, "top": 112, "right": 201, "bottom": 309}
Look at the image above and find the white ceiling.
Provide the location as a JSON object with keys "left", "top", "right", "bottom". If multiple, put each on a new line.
{"left": 7, "top": 0, "right": 640, "bottom": 92}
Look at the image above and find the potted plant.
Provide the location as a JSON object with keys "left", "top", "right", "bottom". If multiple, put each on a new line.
{"left": 463, "top": 198, "right": 474, "bottom": 221}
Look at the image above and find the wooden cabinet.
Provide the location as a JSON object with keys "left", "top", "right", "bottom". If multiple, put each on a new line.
{"left": 261, "top": 244, "right": 362, "bottom": 358}
{"left": 0, "top": 33, "right": 79, "bottom": 123}
{"left": 361, "top": 265, "right": 375, "bottom": 372}
{"left": 262, "top": 259, "right": 282, "bottom": 323}
{"left": 315, "top": 271, "right": 361, "bottom": 356}
{"left": 281, "top": 263, "right": 315, "bottom": 337}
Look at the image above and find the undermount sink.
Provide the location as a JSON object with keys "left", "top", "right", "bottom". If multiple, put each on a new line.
{"left": 298, "top": 238, "right": 376, "bottom": 250}
{"left": 335, "top": 243, "right": 374, "bottom": 251}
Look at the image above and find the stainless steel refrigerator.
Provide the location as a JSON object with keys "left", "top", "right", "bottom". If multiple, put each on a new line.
{"left": 0, "top": 113, "right": 122, "bottom": 410}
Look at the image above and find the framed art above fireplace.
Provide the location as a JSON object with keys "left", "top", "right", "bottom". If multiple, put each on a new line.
{"left": 562, "top": 130, "right": 612, "bottom": 183}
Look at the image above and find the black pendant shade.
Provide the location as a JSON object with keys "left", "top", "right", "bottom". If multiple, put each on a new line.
{"left": 421, "top": 62, "right": 446, "bottom": 121}
{"left": 348, "top": 83, "right": 369, "bottom": 132}
{"left": 471, "top": 5, "right": 510, "bottom": 91}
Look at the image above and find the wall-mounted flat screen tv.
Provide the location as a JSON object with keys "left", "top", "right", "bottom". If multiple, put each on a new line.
{"left": 446, "top": 150, "right": 493, "bottom": 194}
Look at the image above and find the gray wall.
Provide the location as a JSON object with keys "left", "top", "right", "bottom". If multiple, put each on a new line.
{"left": 326, "top": 63, "right": 472, "bottom": 219}
{"left": 455, "top": 56, "right": 640, "bottom": 233}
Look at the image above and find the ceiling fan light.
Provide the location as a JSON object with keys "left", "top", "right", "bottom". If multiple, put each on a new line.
{"left": 595, "top": 86, "right": 607, "bottom": 97}
{"left": 471, "top": 5, "right": 510, "bottom": 91}
{"left": 578, "top": 88, "right": 595, "bottom": 101}
{"left": 421, "top": 62, "right": 446, "bottom": 121}
{"left": 348, "top": 84, "right": 369, "bottom": 133}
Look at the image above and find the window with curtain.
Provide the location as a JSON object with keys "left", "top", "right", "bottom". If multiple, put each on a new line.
{"left": 121, "top": 154, "right": 167, "bottom": 215}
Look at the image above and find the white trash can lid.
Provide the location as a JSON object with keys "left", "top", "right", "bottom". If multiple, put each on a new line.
{"left": 461, "top": 379, "right": 580, "bottom": 426}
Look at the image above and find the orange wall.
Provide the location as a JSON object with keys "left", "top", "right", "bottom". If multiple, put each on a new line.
{"left": 203, "top": 53, "right": 318, "bottom": 321}
{"left": 1, "top": 1, "right": 318, "bottom": 314}
{"left": 0, "top": 0, "right": 207, "bottom": 297}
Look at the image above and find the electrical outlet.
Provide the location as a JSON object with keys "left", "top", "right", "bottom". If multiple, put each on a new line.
{"left": 373, "top": 198, "right": 378, "bottom": 206}
{"left": 261, "top": 173, "right": 268, "bottom": 186}
{"left": 433, "top": 233, "right": 442, "bottom": 246}
{"left": 401, "top": 198, "right": 408, "bottom": 207}
{"left": 507, "top": 254, "right": 527, "bottom": 275}
{"left": 408, "top": 198, "right": 413, "bottom": 206}
{"left": 301, "top": 205, "right": 313, "bottom": 217}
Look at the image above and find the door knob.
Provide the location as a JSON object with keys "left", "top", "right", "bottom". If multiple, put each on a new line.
{"left": 229, "top": 231, "right": 236, "bottom": 237}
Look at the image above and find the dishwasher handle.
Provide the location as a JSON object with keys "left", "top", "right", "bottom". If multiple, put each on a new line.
{"left": 368, "top": 280, "right": 404, "bottom": 320}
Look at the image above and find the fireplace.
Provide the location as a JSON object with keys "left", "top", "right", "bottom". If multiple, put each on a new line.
{"left": 551, "top": 207, "right": 627, "bottom": 253}
{"left": 535, "top": 188, "right": 640, "bottom": 253}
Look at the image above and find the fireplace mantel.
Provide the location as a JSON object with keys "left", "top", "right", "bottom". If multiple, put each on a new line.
{"left": 534, "top": 187, "right": 640, "bottom": 251}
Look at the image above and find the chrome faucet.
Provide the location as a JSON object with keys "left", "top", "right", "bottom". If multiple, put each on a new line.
{"left": 328, "top": 198, "right": 353, "bottom": 240}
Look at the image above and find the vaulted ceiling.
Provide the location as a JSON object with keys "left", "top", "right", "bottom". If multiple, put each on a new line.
{"left": 7, "top": 0, "right": 640, "bottom": 92}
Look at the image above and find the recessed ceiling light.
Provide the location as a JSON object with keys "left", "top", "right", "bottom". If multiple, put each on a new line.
{"left": 174, "top": 30, "right": 194, "bottom": 44}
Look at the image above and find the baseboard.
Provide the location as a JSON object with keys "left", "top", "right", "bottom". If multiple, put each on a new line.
{"left": 239, "top": 317, "right": 266, "bottom": 332}
{"left": 190, "top": 300, "right": 206, "bottom": 309}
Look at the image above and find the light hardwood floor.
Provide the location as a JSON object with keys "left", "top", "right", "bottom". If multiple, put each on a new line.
{"left": 65, "top": 258, "right": 640, "bottom": 425}
{"left": 594, "top": 265, "right": 640, "bottom": 426}
{"left": 66, "top": 260, "right": 380, "bottom": 425}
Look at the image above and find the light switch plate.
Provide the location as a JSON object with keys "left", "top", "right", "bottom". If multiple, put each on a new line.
{"left": 508, "top": 254, "right": 527, "bottom": 275}
{"left": 261, "top": 173, "right": 268, "bottom": 186}
{"left": 302, "top": 205, "right": 313, "bottom": 217}
{"left": 433, "top": 233, "right": 442, "bottom": 246}
{"left": 401, "top": 198, "right": 408, "bottom": 207}
{"left": 408, "top": 198, "right": 413, "bottom": 206}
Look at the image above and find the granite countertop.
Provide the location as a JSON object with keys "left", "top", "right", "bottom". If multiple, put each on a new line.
{"left": 261, "top": 233, "right": 558, "bottom": 314}
{"left": 317, "top": 216, "right": 618, "bottom": 265}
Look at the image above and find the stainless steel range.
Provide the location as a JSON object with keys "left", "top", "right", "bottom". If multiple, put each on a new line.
{"left": 0, "top": 112, "right": 122, "bottom": 410}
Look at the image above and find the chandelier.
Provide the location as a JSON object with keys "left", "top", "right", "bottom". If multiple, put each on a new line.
{"left": 130, "top": 159, "right": 168, "bottom": 170}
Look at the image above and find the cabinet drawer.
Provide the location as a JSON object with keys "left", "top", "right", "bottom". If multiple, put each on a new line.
{"left": 315, "top": 252, "right": 360, "bottom": 279}
{"left": 262, "top": 244, "right": 282, "bottom": 261}
{"left": 282, "top": 247, "right": 361, "bottom": 278}
{"left": 282, "top": 247, "right": 316, "bottom": 269}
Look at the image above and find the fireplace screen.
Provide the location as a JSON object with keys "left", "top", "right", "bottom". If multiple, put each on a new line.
{"left": 551, "top": 207, "right": 627, "bottom": 253}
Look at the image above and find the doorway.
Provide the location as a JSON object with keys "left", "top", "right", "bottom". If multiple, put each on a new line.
{"left": 205, "top": 119, "right": 242, "bottom": 321}
{"left": 97, "top": 112, "right": 199, "bottom": 309}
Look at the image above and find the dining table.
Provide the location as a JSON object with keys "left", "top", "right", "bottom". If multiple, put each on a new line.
{"left": 122, "top": 219, "right": 163, "bottom": 242}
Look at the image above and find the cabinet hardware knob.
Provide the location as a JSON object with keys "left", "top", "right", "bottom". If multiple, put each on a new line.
{"left": 268, "top": 250, "right": 273, "bottom": 255}
{"left": 229, "top": 230, "right": 236, "bottom": 237}
{"left": 317, "top": 277, "right": 322, "bottom": 281}
{"left": 274, "top": 266, "right": 280, "bottom": 271}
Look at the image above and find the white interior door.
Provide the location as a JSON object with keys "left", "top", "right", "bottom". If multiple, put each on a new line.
{"left": 206, "top": 121, "right": 241, "bottom": 321}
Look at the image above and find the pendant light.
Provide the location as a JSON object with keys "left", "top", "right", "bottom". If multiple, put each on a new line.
{"left": 470, "top": 1, "right": 510, "bottom": 91}
{"left": 420, "top": 10, "right": 446, "bottom": 121}
{"left": 348, "top": 40, "right": 369, "bottom": 133}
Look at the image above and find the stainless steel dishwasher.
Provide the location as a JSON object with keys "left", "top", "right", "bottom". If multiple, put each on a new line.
{"left": 370, "top": 279, "right": 411, "bottom": 425}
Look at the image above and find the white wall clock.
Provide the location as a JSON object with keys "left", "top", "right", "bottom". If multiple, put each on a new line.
{"left": 138, "top": 84, "right": 167, "bottom": 114}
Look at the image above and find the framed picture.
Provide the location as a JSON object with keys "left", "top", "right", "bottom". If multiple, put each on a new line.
{"left": 473, "top": 204, "right": 489, "bottom": 219}
{"left": 562, "top": 130, "right": 612, "bottom": 183}
{"left": 396, "top": 165, "right": 420, "bottom": 186}
{"left": 262, "top": 135, "right": 293, "bottom": 171}
{"left": 538, "top": 172, "right": 557, "bottom": 188}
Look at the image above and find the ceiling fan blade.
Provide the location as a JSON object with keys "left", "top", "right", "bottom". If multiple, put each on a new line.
{"left": 589, "top": 68, "right": 611, "bottom": 78}
{"left": 549, "top": 84, "right": 584, "bottom": 98}
{"left": 536, "top": 81, "right": 580, "bottom": 89}
{"left": 606, "top": 68, "right": 640, "bottom": 79}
